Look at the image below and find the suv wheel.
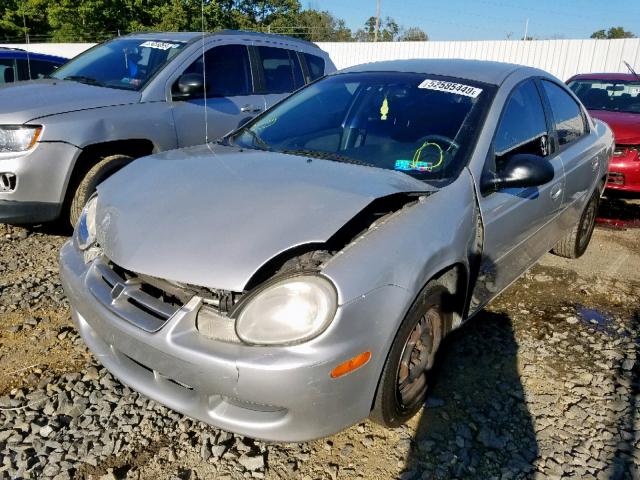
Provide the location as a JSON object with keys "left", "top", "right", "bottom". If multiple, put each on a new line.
{"left": 68, "top": 154, "right": 133, "bottom": 227}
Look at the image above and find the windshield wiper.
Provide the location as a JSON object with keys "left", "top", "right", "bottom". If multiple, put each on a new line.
{"left": 279, "top": 148, "right": 374, "bottom": 167}
{"left": 63, "top": 75, "right": 104, "bottom": 87}
{"left": 234, "top": 127, "right": 271, "bottom": 151}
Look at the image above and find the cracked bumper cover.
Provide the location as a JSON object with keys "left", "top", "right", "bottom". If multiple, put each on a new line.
{"left": 59, "top": 240, "right": 411, "bottom": 441}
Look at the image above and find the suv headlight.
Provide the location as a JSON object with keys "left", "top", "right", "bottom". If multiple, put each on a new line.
{"left": 235, "top": 275, "right": 338, "bottom": 345}
{"left": 76, "top": 195, "right": 98, "bottom": 251}
{"left": 0, "top": 126, "right": 42, "bottom": 152}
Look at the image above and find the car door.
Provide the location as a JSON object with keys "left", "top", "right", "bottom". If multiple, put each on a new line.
{"left": 472, "top": 79, "right": 565, "bottom": 309}
{"left": 254, "top": 45, "right": 306, "bottom": 109}
{"left": 171, "top": 44, "right": 264, "bottom": 147}
{"left": 539, "top": 80, "right": 598, "bottom": 228}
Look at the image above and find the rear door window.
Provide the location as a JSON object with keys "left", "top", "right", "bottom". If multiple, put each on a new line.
{"left": 304, "top": 53, "right": 325, "bottom": 81}
{"left": 256, "top": 46, "right": 305, "bottom": 94}
{"left": 541, "top": 80, "right": 587, "bottom": 147}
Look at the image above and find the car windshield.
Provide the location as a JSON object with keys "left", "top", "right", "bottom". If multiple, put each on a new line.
{"left": 230, "top": 72, "right": 494, "bottom": 182}
{"left": 569, "top": 79, "right": 640, "bottom": 114}
{"left": 51, "top": 38, "right": 187, "bottom": 91}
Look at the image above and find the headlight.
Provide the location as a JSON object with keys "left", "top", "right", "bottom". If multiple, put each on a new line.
{"left": 235, "top": 275, "right": 338, "bottom": 345}
{"left": 76, "top": 195, "right": 98, "bottom": 251}
{"left": 0, "top": 126, "right": 42, "bottom": 152}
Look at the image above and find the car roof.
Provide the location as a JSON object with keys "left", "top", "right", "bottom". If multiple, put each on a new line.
{"left": 569, "top": 72, "right": 640, "bottom": 82}
{"left": 122, "top": 30, "right": 320, "bottom": 49}
{"left": 337, "top": 59, "right": 549, "bottom": 86}
{"left": 0, "top": 47, "right": 67, "bottom": 63}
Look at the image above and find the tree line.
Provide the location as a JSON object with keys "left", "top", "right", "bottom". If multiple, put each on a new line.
{"left": 0, "top": 0, "right": 429, "bottom": 43}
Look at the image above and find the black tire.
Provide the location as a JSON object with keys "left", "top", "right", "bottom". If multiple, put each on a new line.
{"left": 552, "top": 189, "right": 599, "bottom": 259}
{"left": 370, "top": 282, "right": 451, "bottom": 427}
{"left": 68, "top": 154, "right": 133, "bottom": 227}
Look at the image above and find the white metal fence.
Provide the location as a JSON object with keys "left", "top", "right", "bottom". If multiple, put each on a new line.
{"left": 4, "top": 38, "right": 640, "bottom": 81}
{"left": 319, "top": 38, "right": 640, "bottom": 81}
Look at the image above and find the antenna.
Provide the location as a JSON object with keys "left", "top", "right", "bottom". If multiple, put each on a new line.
{"left": 201, "top": 0, "right": 209, "bottom": 145}
{"left": 624, "top": 61, "right": 640, "bottom": 81}
{"left": 22, "top": 10, "right": 32, "bottom": 80}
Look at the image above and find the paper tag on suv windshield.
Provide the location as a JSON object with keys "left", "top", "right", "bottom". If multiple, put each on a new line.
{"left": 418, "top": 79, "right": 483, "bottom": 98}
{"left": 140, "top": 41, "right": 181, "bottom": 50}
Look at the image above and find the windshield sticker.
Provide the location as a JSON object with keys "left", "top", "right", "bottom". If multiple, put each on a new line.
{"left": 418, "top": 79, "right": 483, "bottom": 98}
{"left": 380, "top": 96, "right": 389, "bottom": 120}
{"left": 139, "top": 41, "right": 182, "bottom": 50}
{"left": 395, "top": 159, "right": 434, "bottom": 172}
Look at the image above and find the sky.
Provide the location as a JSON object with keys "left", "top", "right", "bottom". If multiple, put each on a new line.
{"left": 305, "top": 0, "right": 640, "bottom": 41}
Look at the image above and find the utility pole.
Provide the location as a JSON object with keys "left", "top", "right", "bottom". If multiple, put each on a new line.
{"left": 523, "top": 18, "right": 529, "bottom": 40}
{"left": 374, "top": 0, "right": 381, "bottom": 42}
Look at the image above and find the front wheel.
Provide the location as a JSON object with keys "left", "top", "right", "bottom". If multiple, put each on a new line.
{"left": 552, "top": 189, "right": 599, "bottom": 259}
{"left": 68, "top": 154, "right": 133, "bottom": 227}
{"left": 370, "top": 282, "right": 450, "bottom": 427}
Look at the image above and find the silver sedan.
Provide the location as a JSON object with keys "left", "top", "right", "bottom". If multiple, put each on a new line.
{"left": 60, "top": 59, "right": 613, "bottom": 442}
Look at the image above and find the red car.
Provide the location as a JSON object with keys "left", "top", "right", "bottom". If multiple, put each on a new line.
{"left": 568, "top": 73, "right": 640, "bottom": 193}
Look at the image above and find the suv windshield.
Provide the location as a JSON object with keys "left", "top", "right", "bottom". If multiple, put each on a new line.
{"left": 52, "top": 38, "right": 187, "bottom": 91}
{"left": 230, "top": 72, "right": 494, "bottom": 182}
{"left": 569, "top": 79, "right": 640, "bottom": 114}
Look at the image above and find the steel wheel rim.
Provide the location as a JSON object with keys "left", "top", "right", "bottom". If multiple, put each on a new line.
{"left": 579, "top": 197, "right": 597, "bottom": 250}
{"left": 396, "top": 307, "right": 439, "bottom": 409}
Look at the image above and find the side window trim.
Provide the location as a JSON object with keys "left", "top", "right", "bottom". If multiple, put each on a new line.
{"left": 534, "top": 77, "right": 559, "bottom": 156}
{"left": 539, "top": 79, "right": 589, "bottom": 152}
{"left": 247, "top": 45, "right": 264, "bottom": 94}
{"left": 297, "top": 51, "right": 311, "bottom": 84}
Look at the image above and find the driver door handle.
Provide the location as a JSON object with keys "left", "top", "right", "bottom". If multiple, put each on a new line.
{"left": 550, "top": 183, "right": 563, "bottom": 200}
{"left": 241, "top": 104, "right": 262, "bottom": 113}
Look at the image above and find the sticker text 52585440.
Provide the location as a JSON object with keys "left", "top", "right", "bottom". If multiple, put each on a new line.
{"left": 139, "top": 41, "right": 182, "bottom": 50}
{"left": 418, "top": 79, "right": 483, "bottom": 98}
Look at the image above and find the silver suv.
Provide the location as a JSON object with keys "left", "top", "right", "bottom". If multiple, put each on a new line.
{"left": 0, "top": 31, "right": 334, "bottom": 225}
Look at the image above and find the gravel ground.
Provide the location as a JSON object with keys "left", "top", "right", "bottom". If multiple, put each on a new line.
{"left": 0, "top": 199, "right": 639, "bottom": 480}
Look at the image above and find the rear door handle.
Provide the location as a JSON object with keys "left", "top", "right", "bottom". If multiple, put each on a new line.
{"left": 550, "top": 183, "right": 563, "bottom": 200}
{"left": 591, "top": 156, "right": 599, "bottom": 171}
{"left": 240, "top": 104, "right": 262, "bottom": 113}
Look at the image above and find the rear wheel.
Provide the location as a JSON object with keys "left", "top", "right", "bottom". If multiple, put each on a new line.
{"left": 552, "top": 189, "right": 599, "bottom": 259}
{"left": 68, "top": 154, "right": 133, "bottom": 227}
{"left": 370, "top": 282, "right": 450, "bottom": 427}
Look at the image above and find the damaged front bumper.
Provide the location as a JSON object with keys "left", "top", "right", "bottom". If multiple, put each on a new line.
{"left": 59, "top": 240, "right": 410, "bottom": 441}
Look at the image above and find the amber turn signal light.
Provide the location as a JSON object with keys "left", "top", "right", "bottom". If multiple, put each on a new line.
{"left": 330, "top": 351, "right": 371, "bottom": 378}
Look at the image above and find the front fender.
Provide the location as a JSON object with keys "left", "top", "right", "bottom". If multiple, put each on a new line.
{"left": 38, "top": 102, "right": 177, "bottom": 153}
{"left": 322, "top": 169, "right": 478, "bottom": 313}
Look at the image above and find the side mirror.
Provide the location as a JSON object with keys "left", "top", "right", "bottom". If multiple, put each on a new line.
{"left": 174, "top": 73, "right": 205, "bottom": 99}
{"left": 482, "top": 153, "right": 554, "bottom": 193}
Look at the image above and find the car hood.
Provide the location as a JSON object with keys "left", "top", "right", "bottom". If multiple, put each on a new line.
{"left": 95, "top": 145, "right": 433, "bottom": 291}
{"left": 0, "top": 79, "right": 140, "bottom": 124}
{"left": 588, "top": 110, "right": 640, "bottom": 144}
